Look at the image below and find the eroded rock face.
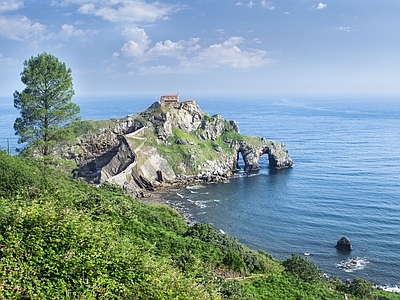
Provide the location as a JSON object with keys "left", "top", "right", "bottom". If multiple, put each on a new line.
{"left": 74, "top": 117, "right": 143, "bottom": 183}
{"left": 147, "top": 101, "right": 204, "bottom": 140}
{"left": 200, "top": 114, "right": 232, "bottom": 140}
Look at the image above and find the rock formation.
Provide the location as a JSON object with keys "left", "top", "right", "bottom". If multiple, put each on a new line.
{"left": 68, "top": 100, "right": 293, "bottom": 195}
{"left": 335, "top": 236, "right": 354, "bottom": 251}
{"left": 237, "top": 138, "right": 293, "bottom": 171}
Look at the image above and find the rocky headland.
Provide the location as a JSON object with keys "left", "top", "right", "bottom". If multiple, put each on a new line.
{"left": 68, "top": 99, "right": 293, "bottom": 197}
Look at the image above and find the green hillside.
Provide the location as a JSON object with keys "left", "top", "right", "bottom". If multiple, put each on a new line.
{"left": 0, "top": 151, "right": 397, "bottom": 299}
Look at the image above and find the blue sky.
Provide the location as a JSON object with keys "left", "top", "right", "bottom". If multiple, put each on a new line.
{"left": 1, "top": 0, "right": 400, "bottom": 97}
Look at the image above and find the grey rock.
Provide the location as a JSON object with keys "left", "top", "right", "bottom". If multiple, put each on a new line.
{"left": 335, "top": 236, "right": 354, "bottom": 251}
{"left": 176, "top": 138, "right": 189, "bottom": 145}
{"left": 236, "top": 138, "right": 293, "bottom": 171}
{"left": 213, "top": 146, "right": 222, "bottom": 152}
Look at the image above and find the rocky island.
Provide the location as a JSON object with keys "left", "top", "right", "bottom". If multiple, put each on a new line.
{"left": 68, "top": 97, "right": 293, "bottom": 197}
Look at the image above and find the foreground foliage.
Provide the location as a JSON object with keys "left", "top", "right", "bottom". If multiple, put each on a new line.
{"left": 0, "top": 151, "right": 399, "bottom": 299}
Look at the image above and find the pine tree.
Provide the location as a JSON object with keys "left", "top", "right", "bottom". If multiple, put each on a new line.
{"left": 14, "top": 52, "right": 80, "bottom": 156}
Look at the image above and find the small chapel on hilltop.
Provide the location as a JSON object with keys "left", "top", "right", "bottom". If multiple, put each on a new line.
{"left": 160, "top": 93, "right": 195, "bottom": 103}
{"left": 160, "top": 94, "right": 179, "bottom": 102}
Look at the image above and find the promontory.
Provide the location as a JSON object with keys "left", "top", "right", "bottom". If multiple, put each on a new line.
{"left": 66, "top": 97, "right": 293, "bottom": 197}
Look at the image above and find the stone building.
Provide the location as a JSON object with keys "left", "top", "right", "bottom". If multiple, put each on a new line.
{"left": 160, "top": 94, "right": 179, "bottom": 102}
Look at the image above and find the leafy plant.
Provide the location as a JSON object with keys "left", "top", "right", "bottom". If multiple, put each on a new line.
{"left": 349, "top": 277, "right": 374, "bottom": 298}
{"left": 186, "top": 223, "right": 271, "bottom": 272}
{"left": 223, "top": 252, "right": 245, "bottom": 271}
{"left": 282, "top": 253, "right": 322, "bottom": 283}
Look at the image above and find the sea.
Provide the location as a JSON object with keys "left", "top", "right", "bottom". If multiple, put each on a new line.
{"left": 1, "top": 95, "right": 400, "bottom": 288}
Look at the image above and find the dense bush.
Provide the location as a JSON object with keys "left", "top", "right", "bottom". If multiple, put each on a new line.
{"left": 349, "top": 277, "right": 374, "bottom": 298}
{"left": 223, "top": 252, "right": 245, "bottom": 272}
{"left": 282, "top": 253, "right": 322, "bottom": 283}
{"left": 185, "top": 223, "right": 272, "bottom": 272}
{"left": 0, "top": 151, "right": 51, "bottom": 199}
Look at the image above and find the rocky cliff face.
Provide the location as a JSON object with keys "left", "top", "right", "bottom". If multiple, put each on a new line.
{"left": 70, "top": 100, "right": 293, "bottom": 196}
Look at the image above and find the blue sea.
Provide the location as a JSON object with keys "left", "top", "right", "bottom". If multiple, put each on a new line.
{"left": 1, "top": 95, "right": 400, "bottom": 287}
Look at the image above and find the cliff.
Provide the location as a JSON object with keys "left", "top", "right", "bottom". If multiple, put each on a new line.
{"left": 72, "top": 100, "right": 293, "bottom": 195}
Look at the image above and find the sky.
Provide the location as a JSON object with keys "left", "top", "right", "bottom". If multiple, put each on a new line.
{"left": 1, "top": 0, "right": 400, "bottom": 98}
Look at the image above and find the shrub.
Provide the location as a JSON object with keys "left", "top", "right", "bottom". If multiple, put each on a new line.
{"left": 219, "top": 279, "right": 245, "bottom": 300}
{"left": 223, "top": 252, "right": 245, "bottom": 271}
{"left": 282, "top": 253, "right": 322, "bottom": 283}
{"left": 185, "top": 223, "right": 270, "bottom": 272}
{"left": 0, "top": 151, "right": 53, "bottom": 199}
{"left": 349, "top": 277, "right": 374, "bottom": 298}
{"left": 99, "top": 181, "right": 126, "bottom": 194}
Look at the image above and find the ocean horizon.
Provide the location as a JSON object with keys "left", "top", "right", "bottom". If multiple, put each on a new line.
{"left": 1, "top": 94, "right": 400, "bottom": 288}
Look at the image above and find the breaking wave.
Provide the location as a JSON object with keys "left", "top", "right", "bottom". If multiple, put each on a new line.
{"left": 337, "top": 257, "right": 369, "bottom": 272}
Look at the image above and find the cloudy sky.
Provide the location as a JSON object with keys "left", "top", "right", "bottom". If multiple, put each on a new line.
{"left": 1, "top": 0, "right": 399, "bottom": 97}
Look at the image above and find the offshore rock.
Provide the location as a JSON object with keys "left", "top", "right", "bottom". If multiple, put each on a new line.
{"left": 237, "top": 138, "right": 293, "bottom": 171}
{"left": 335, "top": 236, "right": 354, "bottom": 251}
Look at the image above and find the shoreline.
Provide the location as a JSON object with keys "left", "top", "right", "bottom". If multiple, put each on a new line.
{"left": 135, "top": 181, "right": 400, "bottom": 293}
{"left": 136, "top": 185, "right": 198, "bottom": 226}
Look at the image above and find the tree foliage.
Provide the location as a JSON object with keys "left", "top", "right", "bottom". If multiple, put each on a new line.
{"left": 14, "top": 52, "right": 80, "bottom": 156}
{"left": 185, "top": 223, "right": 272, "bottom": 272}
{"left": 349, "top": 277, "right": 374, "bottom": 298}
{"left": 282, "top": 253, "right": 322, "bottom": 283}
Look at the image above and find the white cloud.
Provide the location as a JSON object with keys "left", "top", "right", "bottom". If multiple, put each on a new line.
{"left": 312, "top": 2, "right": 327, "bottom": 10}
{"left": 118, "top": 26, "right": 270, "bottom": 72}
{"left": 120, "top": 28, "right": 203, "bottom": 60}
{"left": 0, "top": 0, "right": 23, "bottom": 13}
{"left": 237, "top": 0, "right": 274, "bottom": 9}
{"left": 335, "top": 26, "right": 354, "bottom": 32}
{"left": 149, "top": 40, "right": 184, "bottom": 57}
{"left": 77, "top": 0, "right": 177, "bottom": 23}
{"left": 179, "top": 36, "right": 271, "bottom": 70}
{"left": 121, "top": 27, "right": 151, "bottom": 57}
{"left": 148, "top": 38, "right": 201, "bottom": 58}
{"left": 260, "top": 1, "right": 274, "bottom": 10}
{"left": 77, "top": 3, "right": 94, "bottom": 14}
{"left": 247, "top": 1, "right": 255, "bottom": 8}
{"left": 59, "top": 24, "right": 97, "bottom": 40}
{"left": 0, "top": 15, "right": 49, "bottom": 41}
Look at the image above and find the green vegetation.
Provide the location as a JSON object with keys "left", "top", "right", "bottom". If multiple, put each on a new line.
{"left": 282, "top": 253, "right": 322, "bottom": 283}
{"left": 152, "top": 116, "right": 243, "bottom": 174}
{"left": 72, "top": 119, "right": 123, "bottom": 137}
{"left": 14, "top": 52, "right": 80, "bottom": 157}
{"left": 0, "top": 151, "right": 399, "bottom": 299}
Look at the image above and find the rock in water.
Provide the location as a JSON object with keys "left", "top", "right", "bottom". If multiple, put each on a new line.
{"left": 335, "top": 236, "right": 354, "bottom": 251}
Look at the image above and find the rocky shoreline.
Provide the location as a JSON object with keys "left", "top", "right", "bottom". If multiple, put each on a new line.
{"left": 132, "top": 171, "right": 239, "bottom": 225}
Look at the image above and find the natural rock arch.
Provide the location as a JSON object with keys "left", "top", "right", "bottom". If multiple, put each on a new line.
{"left": 235, "top": 138, "right": 293, "bottom": 171}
